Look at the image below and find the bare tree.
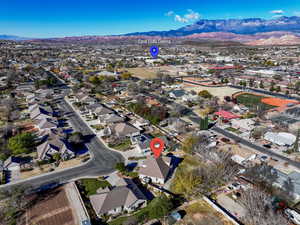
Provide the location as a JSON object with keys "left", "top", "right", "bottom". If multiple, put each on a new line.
{"left": 0, "top": 185, "right": 32, "bottom": 225}
{"left": 240, "top": 189, "right": 289, "bottom": 225}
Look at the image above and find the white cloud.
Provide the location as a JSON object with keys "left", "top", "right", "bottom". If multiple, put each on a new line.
{"left": 185, "top": 9, "right": 200, "bottom": 20}
{"left": 175, "top": 15, "right": 188, "bottom": 23}
{"left": 165, "top": 11, "right": 174, "bottom": 17}
{"left": 270, "top": 10, "right": 285, "bottom": 14}
{"left": 171, "top": 9, "right": 201, "bottom": 23}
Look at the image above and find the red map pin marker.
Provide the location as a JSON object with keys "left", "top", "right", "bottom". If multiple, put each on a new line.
{"left": 150, "top": 138, "right": 164, "bottom": 159}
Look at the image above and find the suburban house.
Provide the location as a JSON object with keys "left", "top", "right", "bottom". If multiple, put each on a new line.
{"left": 132, "top": 118, "right": 150, "bottom": 130}
{"left": 29, "top": 105, "right": 53, "bottom": 121}
{"left": 35, "top": 117, "right": 58, "bottom": 131}
{"left": 3, "top": 156, "right": 22, "bottom": 170}
{"left": 90, "top": 178, "right": 147, "bottom": 217}
{"left": 109, "top": 122, "right": 140, "bottom": 137}
{"left": 268, "top": 105, "right": 300, "bottom": 132}
{"left": 139, "top": 156, "right": 172, "bottom": 184}
{"left": 230, "top": 118, "right": 255, "bottom": 132}
{"left": 131, "top": 134, "right": 151, "bottom": 155}
{"left": 36, "top": 134, "right": 74, "bottom": 160}
{"left": 86, "top": 103, "right": 114, "bottom": 117}
{"left": 169, "top": 89, "right": 186, "bottom": 99}
{"left": 160, "top": 117, "right": 188, "bottom": 134}
{"left": 98, "top": 114, "right": 125, "bottom": 125}
{"left": 75, "top": 93, "right": 96, "bottom": 104}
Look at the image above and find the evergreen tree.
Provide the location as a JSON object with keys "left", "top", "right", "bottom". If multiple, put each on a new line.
{"left": 293, "top": 129, "right": 300, "bottom": 152}
{"left": 200, "top": 116, "right": 209, "bottom": 130}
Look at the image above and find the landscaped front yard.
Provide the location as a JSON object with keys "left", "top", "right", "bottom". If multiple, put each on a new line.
{"left": 80, "top": 178, "right": 111, "bottom": 196}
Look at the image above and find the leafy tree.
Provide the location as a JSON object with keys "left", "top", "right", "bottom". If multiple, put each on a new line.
{"left": 53, "top": 153, "right": 61, "bottom": 162}
{"left": 147, "top": 195, "right": 173, "bottom": 219}
{"left": 121, "top": 71, "right": 132, "bottom": 80}
{"left": 259, "top": 80, "right": 264, "bottom": 89}
{"left": 276, "top": 86, "right": 281, "bottom": 92}
{"left": 249, "top": 78, "right": 255, "bottom": 87}
{"left": 8, "top": 132, "right": 35, "bottom": 155}
{"left": 295, "top": 81, "right": 300, "bottom": 92}
{"left": 115, "top": 162, "right": 126, "bottom": 173}
{"left": 88, "top": 75, "right": 100, "bottom": 85}
{"left": 171, "top": 167, "right": 201, "bottom": 198}
{"left": 182, "top": 135, "right": 198, "bottom": 154}
{"left": 198, "top": 90, "right": 212, "bottom": 99}
{"left": 68, "top": 132, "right": 84, "bottom": 144}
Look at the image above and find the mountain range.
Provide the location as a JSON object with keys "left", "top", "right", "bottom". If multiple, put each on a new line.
{"left": 126, "top": 16, "right": 300, "bottom": 36}
{"left": 1, "top": 16, "right": 300, "bottom": 45}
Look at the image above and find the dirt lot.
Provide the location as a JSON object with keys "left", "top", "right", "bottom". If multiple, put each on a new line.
{"left": 183, "top": 84, "right": 240, "bottom": 99}
{"left": 125, "top": 67, "right": 158, "bottom": 79}
{"left": 178, "top": 199, "right": 235, "bottom": 225}
{"left": 20, "top": 158, "right": 83, "bottom": 179}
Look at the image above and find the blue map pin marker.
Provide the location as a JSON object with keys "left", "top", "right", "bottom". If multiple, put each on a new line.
{"left": 150, "top": 46, "right": 159, "bottom": 59}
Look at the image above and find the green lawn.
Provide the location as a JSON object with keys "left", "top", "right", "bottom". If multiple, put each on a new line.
{"left": 236, "top": 93, "right": 275, "bottom": 111}
{"left": 81, "top": 178, "right": 111, "bottom": 196}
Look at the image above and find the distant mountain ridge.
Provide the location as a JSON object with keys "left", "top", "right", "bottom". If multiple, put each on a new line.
{"left": 0, "top": 35, "right": 32, "bottom": 41}
{"left": 2, "top": 16, "right": 300, "bottom": 46}
{"left": 126, "top": 16, "right": 300, "bottom": 36}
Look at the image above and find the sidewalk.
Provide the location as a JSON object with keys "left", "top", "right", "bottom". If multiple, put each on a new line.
{"left": 65, "top": 97, "right": 130, "bottom": 161}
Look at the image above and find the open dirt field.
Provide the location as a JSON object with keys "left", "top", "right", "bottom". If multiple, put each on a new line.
{"left": 178, "top": 199, "right": 235, "bottom": 225}
{"left": 125, "top": 67, "right": 158, "bottom": 79}
{"left": 183, "top": 84, "right": 240, "bottom": 99}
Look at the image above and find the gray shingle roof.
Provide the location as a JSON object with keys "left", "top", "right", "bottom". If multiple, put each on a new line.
{"left": 90, "top": 178, "right": 147, "bottom": 215}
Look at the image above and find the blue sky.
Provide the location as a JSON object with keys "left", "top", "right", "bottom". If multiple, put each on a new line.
{"left": 1, "top": 0, "right": 300, "bottom": 38}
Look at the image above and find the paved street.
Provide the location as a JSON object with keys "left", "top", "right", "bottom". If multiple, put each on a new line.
{"left": 212, "top": 126, "right": 300, "bottom": 169}
{"left": 0, "top": 98, "right": 124, "bottom": 192}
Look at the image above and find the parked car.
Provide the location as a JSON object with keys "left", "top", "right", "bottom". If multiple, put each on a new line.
{"left": 260, "top": 155, "right": 269, "bottom": 162}
{"left": 284, "top": 208, "right": 300, "bottom": 225}
{"left": 228, "top": 182, "right": 241, "bottom": 191}
{"left": 263, "top": 144, "right": 272, "bottom": 149}
{"left": 221, "top": 137, "right": 230, "bottom": 143}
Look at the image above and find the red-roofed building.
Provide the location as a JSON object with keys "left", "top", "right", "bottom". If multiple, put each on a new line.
{"left": 215, "top": 110, "right": 240, "bottom": 120}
